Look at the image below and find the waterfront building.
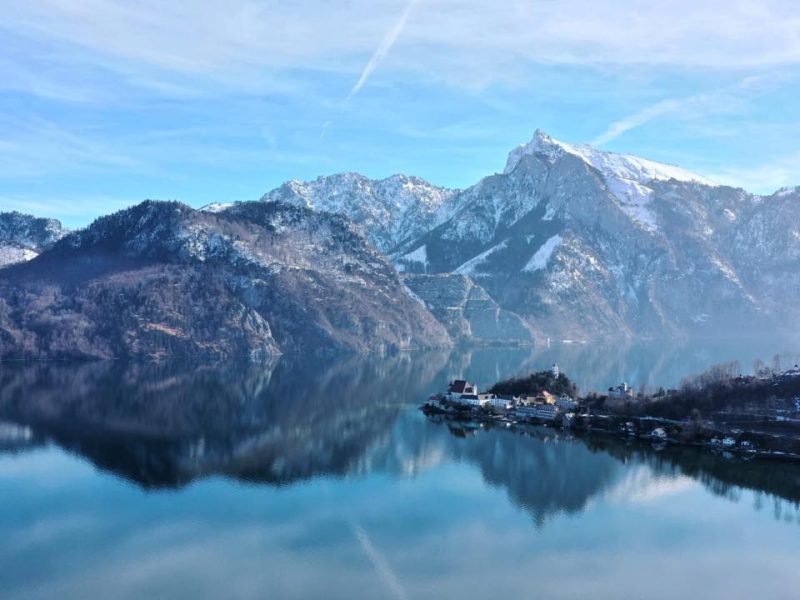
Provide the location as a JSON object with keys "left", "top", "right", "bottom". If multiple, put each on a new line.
{"left": 651, "top": 428, "right": 667, "bottom": 440}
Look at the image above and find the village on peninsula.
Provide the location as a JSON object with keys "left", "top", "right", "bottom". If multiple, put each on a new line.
{"left": 422, "top": 361, "right": 800, "bottom": 462}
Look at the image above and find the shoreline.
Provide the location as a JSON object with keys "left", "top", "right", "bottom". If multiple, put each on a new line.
{"left": 420, "top": 403, "right": 800, "bottom": 464}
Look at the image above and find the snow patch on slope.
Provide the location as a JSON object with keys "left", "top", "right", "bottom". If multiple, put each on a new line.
{"left": 395, "top": 244, "right": 428, "bottom": 272}
{"left": 454, "top": 239, "right": 509, "bottom": 275}
{"left": 774, "top": 186, "right": 800, "bottom": 198}
{"left": 0, "top": 243, "right": 39, "bottom": 267}
{"left": 522, "top": 235, "right": 562, "bottom": 272}
{"left": 200, "top": 202, "right": 234, "bottom": 213}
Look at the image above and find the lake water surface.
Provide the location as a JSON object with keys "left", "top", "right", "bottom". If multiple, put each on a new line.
{"left": 2, "top": 340, "right": 800, "bottom": 599}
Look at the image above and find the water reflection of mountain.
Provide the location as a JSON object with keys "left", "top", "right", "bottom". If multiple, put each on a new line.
{"left": 0, "top": 354, "right": 629, "bottom": 524}
{"left": 0, "top": 354, "right": 452, "bottom": 487}
{"left": 2, "top": 342, "right": 799, "bottom": 520}
{"left": 382, "top": 417, "right": 626, "bottom": 525}
{"left": 406, "top": 422, "right": 800, "bottom": 523}
{"left": 582, "top": 436, "right": 800, "bottom": 507}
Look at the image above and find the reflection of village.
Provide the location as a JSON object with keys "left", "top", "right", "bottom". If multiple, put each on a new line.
{"left": 1, "top": 353, "right": 800, "bottom": 524}
{"left": 424, "top": 363, "right": 800, "bottom": 463}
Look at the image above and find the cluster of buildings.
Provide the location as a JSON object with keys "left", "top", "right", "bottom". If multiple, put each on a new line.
{"left": 605, "top": 382, "right": 636, "bottom": 409}
{"left": 709, "top": 436, "right": 756, "bottom": 451}
{"left": 432, "top": 365, "right": 577, "bottom": 423}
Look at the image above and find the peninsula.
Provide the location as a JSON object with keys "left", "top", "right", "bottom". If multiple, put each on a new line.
{"left": 422, "top": 362, "right": 800, "bottom": 462}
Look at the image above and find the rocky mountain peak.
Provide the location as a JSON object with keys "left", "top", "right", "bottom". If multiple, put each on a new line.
{"left": 502, "top": 130, "right": 719, "bottom": 234}
{"left": 390, "top": 130, "right": 800, "bottom": 340}
{"left": 505, "top": 129, "right": 713, "bottom": 186}
{"left": 261, "top": 172, "right": 458, "bottom": 253}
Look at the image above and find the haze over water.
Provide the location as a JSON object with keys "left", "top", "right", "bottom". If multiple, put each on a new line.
{"left": 2, "top": 338, "right": 800, "bottom": 599}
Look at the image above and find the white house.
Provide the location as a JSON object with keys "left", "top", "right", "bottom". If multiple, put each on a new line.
{"left": 447, "top": 379, "right": 477, "bottom": 399}
{"left": 650, "top": 428, "right": 668, "bottom": 440}
{"left": 608, "top": 382, "right": 634, "bottom": 400}
{"left": 551, "top": 363, "right": 560, "bottom": 378}
{"left": 722, "top": 437, "right": 736, "bottom": 447}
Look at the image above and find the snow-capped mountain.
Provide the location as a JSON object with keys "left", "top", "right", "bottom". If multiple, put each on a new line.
{"left": 504, "top": 130, "right": 715, "bottom": 232}
{"left": 261, "top": 173, "right": 457, "bottom": 253}
{"left": 252, "top": 130, "right": 799, "bottom": 341}
{"left": 0, "top": 211, "right": 66, "bottom": 268}
{"left": 5, "top": 129, "right": 799, "bottom": 352}
{"left": 392, "top": 131, "right": 799, "bottom": 339}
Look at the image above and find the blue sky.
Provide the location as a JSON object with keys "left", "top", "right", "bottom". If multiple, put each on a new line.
{"left": 1, "top": 0, "right": 799, "bottom": 228}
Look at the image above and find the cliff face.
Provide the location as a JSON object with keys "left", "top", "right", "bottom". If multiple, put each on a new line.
{"left": 0, "top": 200, "right": 451, "bottom": 360}
{"left": 403, "top": 273, "right": 534, "bottom": 344}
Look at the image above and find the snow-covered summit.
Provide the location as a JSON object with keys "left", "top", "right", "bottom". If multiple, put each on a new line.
{"left": 504, "top": 130, "right": 716, "bottom": 232}
{"left": 505, "top": 130, "right": 714, "bottom": 186}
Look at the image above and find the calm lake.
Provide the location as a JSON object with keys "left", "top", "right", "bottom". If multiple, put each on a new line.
{"left": 2, "top": 339, "right": 800, "bottom": 599}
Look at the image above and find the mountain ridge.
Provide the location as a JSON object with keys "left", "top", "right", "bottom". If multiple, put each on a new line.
{"left": 0, "top": 200, "right": 452, "bottom": 360}
{"left": 260, "top": 172, "right": 458, "bottom": 253}
{"left": 259, "top": 130, "right": 797, "bottom": 341}
{"left": 3, "top": 130, "right": 799, "bottom": 357}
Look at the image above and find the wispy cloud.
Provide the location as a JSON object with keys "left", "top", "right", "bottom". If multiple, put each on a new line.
{"left": 0, "top": 115, "right": 141, "bottom": 178}
{"left": 347, "top": 0, "right": 421, "bottom": 100}
{"left": 2, "top": 0, "right": 799, "bottom": 222}
{"left": 3, "top": 1, "right": 800, "bottom": 100}
{"left": 591, "top": 76, "right": 769, "bottom": 145}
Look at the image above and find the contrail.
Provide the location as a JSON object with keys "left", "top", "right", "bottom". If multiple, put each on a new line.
{"left": 591, "top": 98, "right": 687, "bottom": 146}
{"left": 352, "top": 523, "right": 409, "bottom": 600}
{"left": 347, "top": 0, "right": 421, "bottom": 100}
{"left": 592, "top": 75, "right": 766, "bottom": 146}
{"left": 319, "top": 120, "right": 332, "bottom": 140}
